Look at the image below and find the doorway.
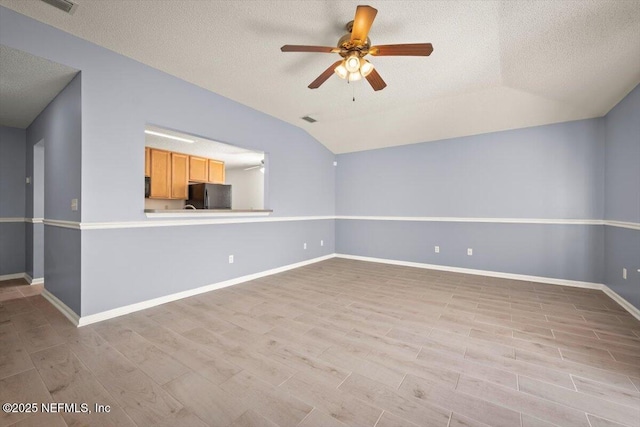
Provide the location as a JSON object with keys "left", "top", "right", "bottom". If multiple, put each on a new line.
{"left": 33, "top": 140, "right": 44, "bottom": 280}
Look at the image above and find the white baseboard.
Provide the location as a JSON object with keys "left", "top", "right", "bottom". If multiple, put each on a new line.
{"left": 335, "top": 254, "right": 603, "bottom": 289}
{"left": 38, "top": 252, "right": 639, "bottom": 327}
{"left": 41, "top": 289, "right": 80, "bottom": 326}
{"left": 24, "top": 273, "right": 44, "bottom": 285}
{"left": 602, "top": 286, "right": 640, "bottom": 321}
{"left": 336, "top": 254, "right": 640, "bottom": 319}
{"left": 77, "top": 254, "right": 335, "bottom": 327}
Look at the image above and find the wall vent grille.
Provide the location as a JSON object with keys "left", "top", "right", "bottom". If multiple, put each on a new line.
{"left": 302, "top": 116, "right": 317, "bottom": 123}
{"left": 40, "top": 0, "right": 78, "bottom": 14}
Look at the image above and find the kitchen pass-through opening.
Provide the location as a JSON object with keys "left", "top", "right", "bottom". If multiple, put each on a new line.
{"left": 144, "top": 125, "right": 266, "bottom": 211}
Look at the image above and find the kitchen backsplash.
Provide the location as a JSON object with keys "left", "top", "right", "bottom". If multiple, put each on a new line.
{"left": 144, "top": 198, "right": 186, "bottom": 210}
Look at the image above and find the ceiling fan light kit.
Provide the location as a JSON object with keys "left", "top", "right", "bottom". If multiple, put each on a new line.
{"left": 359, "top": 59, "right": 374, "bottom": 77}
{"left": 280, "top": 5, "right": 433, "bottom": 92}
{"left": 334, "top": 63, "right": 348, "bottom": 79}
{"left": 345, "top": 54, "right": 361, "bottom": 73}
{"left": 349, "top": 71, "right": 362, "bottom": 82}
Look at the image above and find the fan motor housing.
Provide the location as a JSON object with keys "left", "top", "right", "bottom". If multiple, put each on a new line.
{"left": 337, "top": 21, "right": 371, "bottom": 57}
{"left": 337, "top": 34, "right": 371, "bottom": 56}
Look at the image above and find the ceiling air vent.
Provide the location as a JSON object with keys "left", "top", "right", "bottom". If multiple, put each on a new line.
{"left": 301, "top": 116, "right": 317, "bottom": 123}
{"left": 40, "top": 0, "right": 78, "bottom": 14}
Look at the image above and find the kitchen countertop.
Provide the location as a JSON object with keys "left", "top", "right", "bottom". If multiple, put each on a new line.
{"left": 144, "top": 209, "right": 273, "bottom": 218}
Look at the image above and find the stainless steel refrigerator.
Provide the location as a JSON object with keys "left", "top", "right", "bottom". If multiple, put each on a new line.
{"left": 187, "top": 183, "right": 232, "bottom": 209}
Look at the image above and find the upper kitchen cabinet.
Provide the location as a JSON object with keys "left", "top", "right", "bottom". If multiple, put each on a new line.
{"left": 208, "top": 159, "right": 225, "bottom": 183}
{"left": 189, "top": 156, "right": 208, "bottom": 182}
{"left": 149, "top": 149, "right": 171, "bottom": 199}
{"left": 171, "top": 153, "right": 189, "bottom": 199}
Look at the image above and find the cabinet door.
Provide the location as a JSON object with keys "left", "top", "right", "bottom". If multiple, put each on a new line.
{"left": 189, "top": 156, "right": 208, "bottom": 182}
{"left": 208, "top": 159, "right": 225, "bottom": 183}
{"left": 171, "top": 153, "right": 189, "bottom": 199}
{"left": 149, "top": 149, "right": 171, "bottom": 199}
{"left": 144, "top": 147, "right": 150, "bottom": 177}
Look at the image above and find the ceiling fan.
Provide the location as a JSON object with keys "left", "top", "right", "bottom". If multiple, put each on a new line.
{"left": 280, "top": 5, "right": 433, "bottom": 91}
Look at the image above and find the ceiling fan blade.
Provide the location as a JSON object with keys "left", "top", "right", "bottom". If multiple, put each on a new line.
{"left": 281, "top": 45, "right": 339, "bottom": 53}
{"left": 351, "top": 5, "right": 377, "bottom": 44}
{"left": 369, "top": 43, "right": 434, "bottom": 56}
{"left": 244, "top": 165, "right": 261, "bottom": 171}
{"left": 365, "top": 68, "right": 387, "bottom": 91}
{"left": 308, "top": 60, "right": 343, "bottom": 89}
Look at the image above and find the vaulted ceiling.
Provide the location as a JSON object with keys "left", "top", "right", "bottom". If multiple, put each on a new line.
{"left": 1, "top": 0, "right": 639, "bottom": 153}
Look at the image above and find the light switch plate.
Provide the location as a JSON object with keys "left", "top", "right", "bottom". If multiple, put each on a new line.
{"left": 71, "top": 199, "right": 78, "bottom": 211}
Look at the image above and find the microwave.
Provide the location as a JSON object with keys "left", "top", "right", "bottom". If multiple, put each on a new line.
{"left": 145, "top": 176, "right": 150, "bottom": 198}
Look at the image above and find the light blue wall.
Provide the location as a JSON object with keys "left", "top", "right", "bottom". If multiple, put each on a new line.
{"left": 605, "top": 85, "right": 640, "bottom": 224}
{"left": 604, "top": 84, "right": 640, "bottom": 308}
{"left": 0, "top": 223, "right": 25, "bottom": 276}
{"left": 1, "top": 7, "right": 335, "bottom": 316}
{"left": 336, "top": 119, "right": 606, "bottom": 284}
{"left": 337, "top": 119, "right": 604, "bottom": 219}
{"left": 337, "top": 221, "right": 603, "bottom": 283}
{"left": 23, "top": 73, "right": 82, "bottom": 301}
{"left": 82, "top": 220, "right": 334, "bottom": 316}
{"left": 0, "top": 126, "right": 26, "bottom": 217}
{"left": 604, "top": 226, "right": 639, "bottom": 309}
{"left": 26, "top": 74, "right": 82, "bottom": 222}
{"left": 45, "top": 227, "right": 81, "bottom": 314}
{"left": 0, "top": 126, "right": 26, "bottom": 276}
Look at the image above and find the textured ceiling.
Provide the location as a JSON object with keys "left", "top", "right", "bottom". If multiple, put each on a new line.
{"left": 0, "top": 44, "right": 78, "bottom": 128}
{"left": 1, "top": 0, "right": 639, "bottom": 153}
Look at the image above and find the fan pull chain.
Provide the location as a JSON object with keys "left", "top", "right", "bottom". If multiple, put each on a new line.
{"left": 352, "top": 82, "right": 356, "bottom": 102}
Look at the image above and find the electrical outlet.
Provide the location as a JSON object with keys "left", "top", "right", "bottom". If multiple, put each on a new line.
{"left": 320, "top": 240, "right": 324, "bottom": 247}
{"left": 71, "top": 199, "right": 78, "bottom": 211}
{"left": 435, "top": 246, "right": 440, "bottom": 253}
{"left": 623, "top": 268, "right": 627, "bottom": 279}
{"left": 26, "top": 177, "right": 31, "bottom": 184}
{"left": 333, "top": 161, "right": 337, "bottom": 166}
{"left": 303, "top": 243, "right": 307, "bottom": 250}
{"left": 228, "top": 255, "right": 234, "bottom": 264}
{"left": 467, "top": 248, "right": 473, "bottom": 256}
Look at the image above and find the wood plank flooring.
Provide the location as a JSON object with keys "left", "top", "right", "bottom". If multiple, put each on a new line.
{"left": 1, "top": 258, "right": 639, "bottom": 427}
{"left": 0, "top": 279, "right": 43, "bottom": 302}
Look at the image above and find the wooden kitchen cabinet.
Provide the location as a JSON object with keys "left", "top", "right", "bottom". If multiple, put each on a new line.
{"left": 144, "top": 147, "right": 150, "bottom": 177}
{"left": 189, "top": 156, "right": 208, "bottom": 182}
{"left": 208, "top": 159, "right": 225, "bottom": 183}
{"left": 171, "top": 153, "right": 189, "bottom": 199}
{"left": 147, "top": 147, "right": 224, "bottom": 200}
{"left": 149, "top": 149, "right": 171, "bottom": 199}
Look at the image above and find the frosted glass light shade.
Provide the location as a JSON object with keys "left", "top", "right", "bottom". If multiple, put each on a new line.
{"left": 360, "top": 59, "right": 374, "bottom": 77}
{"left": 348, "top": 71, "right": 362, "bottom": 82}
{"left": 345, "top": 54, "right": 360, "bottom": 73}
{"left": 334, "top": 62, "right": 348, "bottom": 79}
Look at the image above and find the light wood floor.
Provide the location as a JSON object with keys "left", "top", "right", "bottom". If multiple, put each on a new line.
{"left": 1, "top": 258, "right": 639, "bottom": 427}
{"left": 0, "top": 279, "right": 43, "bottom": 302}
